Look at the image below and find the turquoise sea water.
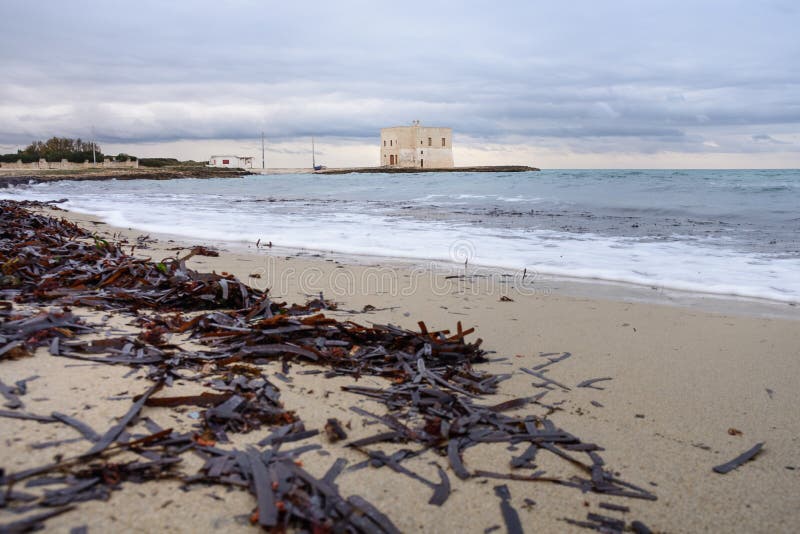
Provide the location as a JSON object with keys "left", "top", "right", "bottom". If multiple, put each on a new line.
{"left": 2, "top": 169, "right": 799, "bottom": 303}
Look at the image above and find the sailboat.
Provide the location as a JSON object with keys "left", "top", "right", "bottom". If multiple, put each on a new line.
{"left": 312, "top": 137, "right": 325, "bottom": 171}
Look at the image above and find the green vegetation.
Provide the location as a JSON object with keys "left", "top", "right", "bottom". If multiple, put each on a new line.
{"left": 138, "top": 158, "right": 205, "bottom": 168}
{"left": 138, "top": 158, "right": 181, "bottom": 167}
{"left": 2, "top": 137, "right": 99, "bottom": 163}
{"left": 0, "top": 137, "right": 139, "bottom": 163}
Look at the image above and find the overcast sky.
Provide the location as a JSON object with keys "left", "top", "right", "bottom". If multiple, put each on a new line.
{"left": 1, "top": 0, "right": 798, "bottom": 168}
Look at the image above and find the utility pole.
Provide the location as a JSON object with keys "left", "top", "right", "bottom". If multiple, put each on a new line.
{"left": 261, "top": 131, "right": 265, "bottom": 169}
{"left": 91, "top": 125, "right": 96, "bottom": 165}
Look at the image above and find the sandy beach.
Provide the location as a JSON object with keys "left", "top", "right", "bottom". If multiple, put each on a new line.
{"left": 2, "top": 205, "right": 799, "bottom": 533}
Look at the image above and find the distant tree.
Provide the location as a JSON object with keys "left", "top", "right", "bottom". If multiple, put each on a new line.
{"left": 18, "top": 137, "right": 104, "bottom": 162}
{"left": 0, "top": 150, "right": 27, "bottom": 163}
{"left": 0, "top": 137, "right": 146, "bottom": 164}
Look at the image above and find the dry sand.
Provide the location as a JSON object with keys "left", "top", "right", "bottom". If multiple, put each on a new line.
{"left": 2, "top": 208, "right": 799, "bottom": 533}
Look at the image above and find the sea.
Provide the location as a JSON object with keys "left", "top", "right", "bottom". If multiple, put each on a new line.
{"left": 2, "top": 169, "right": 799, "bottom": 304}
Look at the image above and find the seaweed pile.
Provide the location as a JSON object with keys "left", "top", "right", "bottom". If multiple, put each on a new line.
{"left": 0, "top": 200, "right": 655, "bottom": 533}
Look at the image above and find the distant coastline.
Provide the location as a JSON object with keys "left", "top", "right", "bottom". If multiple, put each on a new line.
{"left": 316, "top": 165, "right": 539, "bottom": 174}
{"left": 0, "top": 164, "right": 541, "bottom": 188}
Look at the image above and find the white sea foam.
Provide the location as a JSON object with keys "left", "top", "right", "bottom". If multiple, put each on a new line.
{"left": 413, "top": 193, "right": 544, "bottom": 203}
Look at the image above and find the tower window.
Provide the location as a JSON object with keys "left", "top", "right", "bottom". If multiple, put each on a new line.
{"left": 442, "top": 137, "right": 446, "bottom": 146}
{"left": 428, "top": 137, "right": 432, "bottom": 146}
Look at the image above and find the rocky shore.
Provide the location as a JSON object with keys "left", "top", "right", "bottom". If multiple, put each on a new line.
{"left": 0, "top": 166, "right": 250, "bottom": 188}
{"left": 0, "top": 166, "right": 542, "bottom": 188}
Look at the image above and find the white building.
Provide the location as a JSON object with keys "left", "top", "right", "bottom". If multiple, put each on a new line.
{"left": 208, "top": 155, "right": 254, "bottom": 169}
{"left": 380, "top": 121, "right": 454, "bottom": 169}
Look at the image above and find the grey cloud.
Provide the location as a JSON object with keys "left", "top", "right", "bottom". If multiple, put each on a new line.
{"left": 752, "top": 134, "right": 790, "bottom": 144}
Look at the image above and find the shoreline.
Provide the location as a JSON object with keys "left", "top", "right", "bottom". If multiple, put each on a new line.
{"left": 2, "top": 170, "right": 796, "bottom": 309}
{"left": 45, "top": 203, "right": 800, "bottom": 319}
{"left": 2, "top": 202, "right": 800, "bottom": 532}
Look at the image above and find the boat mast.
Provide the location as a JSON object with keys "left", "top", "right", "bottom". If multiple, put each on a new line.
{"left": 312, "top": 136, "right": 316, "bottom": 169}
{"left": 261, "top": 131, "right": 265, "bottom": 169}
